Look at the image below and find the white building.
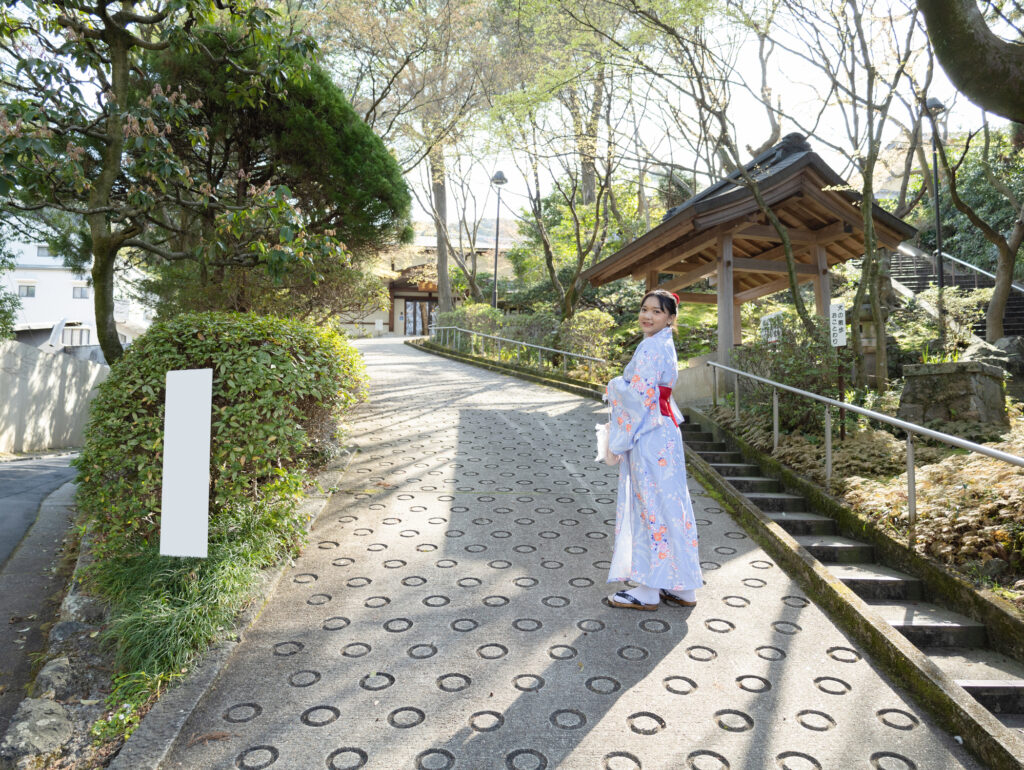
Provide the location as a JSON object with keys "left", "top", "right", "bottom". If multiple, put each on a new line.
{"left": 4, "top": 242, "right": 153, "bottom": 361}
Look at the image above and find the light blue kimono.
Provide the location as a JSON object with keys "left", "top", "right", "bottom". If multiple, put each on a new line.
{"left": 605, "top": 327, "right": 703, "bottom": 592}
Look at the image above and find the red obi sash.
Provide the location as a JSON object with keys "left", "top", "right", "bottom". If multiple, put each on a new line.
{"left": 658, "top": 385, "right": 678, "bottom": 426}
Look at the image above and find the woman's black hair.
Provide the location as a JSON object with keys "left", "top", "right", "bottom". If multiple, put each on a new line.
{"left": 640, "top": 289, "right": 678, "bottom": 316}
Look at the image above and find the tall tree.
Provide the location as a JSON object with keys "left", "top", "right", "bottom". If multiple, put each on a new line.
{"left": 0, "top": 1, "right": 311, "bottom": 362}
{"left": 137, "top": 31, "right": 410, "bottom": 320}
{"left": 317, "top": 0, "right": 493, "bottom": 313}
{"left": 918, "top": 0, "right": 1024, "bottom": 123}
{"left": 929, "top": 121, "right": 1024, "bottom": 340}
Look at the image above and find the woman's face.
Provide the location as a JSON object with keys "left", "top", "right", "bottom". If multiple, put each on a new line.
{"left": 639, "top": 296, "right": 675, "bottom": 337}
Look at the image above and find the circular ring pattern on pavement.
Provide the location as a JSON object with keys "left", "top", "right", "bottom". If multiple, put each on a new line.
{"left": 664, "top": 676, "right": 698, "bottom": 695}
{"left": 388, "top": 707, "right": 425, "bottom": 728}
{"left": 236, "top": 745, "right": 278, "bottom": 769}
{"left": 415, "top": 749, "right": 455, "bottom": 770}
{"left": 288, "top": 670, "right": 321, "bottom": 688}
{"left": 223, "top": 703, "right": 262, "bottom": 724}
{"left": 506, "top": 749, "right": 548, "bottom": 770}
{"left": 796, "top": 710, "right": 836, "bottom": 732}
{"left": 775, "top": 752, "right": 822, "bottom": 770}
{"left": 327, "top": 748, "right": 368, "bottom": 770}
{"left": 628, "top": 711, "right": 666, "bottom": 735}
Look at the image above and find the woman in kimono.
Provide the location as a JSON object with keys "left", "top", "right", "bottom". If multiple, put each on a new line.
{"left": 603, "top": 289, "right": 703, "bottom": 610}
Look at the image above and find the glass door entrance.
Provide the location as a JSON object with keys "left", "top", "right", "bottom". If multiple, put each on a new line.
{"left": 403, "top": 299, "right": 435, "bottom": 335}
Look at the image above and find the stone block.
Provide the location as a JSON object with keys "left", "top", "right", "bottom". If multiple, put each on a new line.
{"left": 0, "top": 699, "right": 72, "bottom": 769}
{"left": 899, "top": 361, "right": 1008, "bottom": 426}
{"left": 34, "top": 657, "right": 73, "bottom": 700}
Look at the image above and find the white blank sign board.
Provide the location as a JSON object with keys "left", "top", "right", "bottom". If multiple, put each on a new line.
{"left": 159, "top": 369, "right": 213, "bottom": 558}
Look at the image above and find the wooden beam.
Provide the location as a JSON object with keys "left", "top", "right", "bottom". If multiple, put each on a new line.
{"left": 717, "top": 234, "right": 734, "bottom": 364}
{"left": 735, "top": 274, "right": 816, "bottom": 304}
{"left": 673, "top": 292, "right": 718, "bottom": 304}
{"left": 655, "top": 260, "right": 718, "bottom": 291}
{"left": 646, "top": 270, "right": 658, "bottom": 291}
{"left": 630, "top": 219, "right": 745, "bottom": 278}
{"left": 735, "top": 220, "right": 848, "bottom": 243}
{"left": 813, "top": 243, "right": 830, "bottom": 317}
{"left": 733, "top": 257, "right": 817, "bottom": 275}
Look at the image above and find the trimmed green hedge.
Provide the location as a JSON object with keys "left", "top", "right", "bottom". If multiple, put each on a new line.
{"left": 74, "top": 312, "right": 366, "bottom": 675}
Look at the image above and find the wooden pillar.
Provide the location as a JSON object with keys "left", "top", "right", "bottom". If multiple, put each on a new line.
{"left": 388, "top": 288, "right": 395, "bottom": 332}
{"left": 646, "top": 270, "right": 658, "bottom": 291}
{"left": 717, "top": 234, "right": 734, "bottom": 364}
{"left": 733, "top": 302, "right": 743, "bottom": 345}
{"left": 813, "top": 244, "right": 831, "bottom": 317}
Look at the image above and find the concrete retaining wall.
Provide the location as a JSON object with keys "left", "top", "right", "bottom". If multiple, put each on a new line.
{"left": 673, "top": 353, "right": 725, "bottom": 405}
{"left": 0, "top": 340, "right": 107, "bottom": 453}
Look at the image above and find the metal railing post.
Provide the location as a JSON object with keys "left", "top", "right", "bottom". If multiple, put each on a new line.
{"left": 907, "top": 432, "right": 916, "bottom": 546}
{"left": 772, "top": 388, "right": 779, "bottom": 453}
{"left": 498, "top": 338, "right": 502, "bottom": 361}
{"left": 734, "top": 373, "right": 740, "bottom": 420}
{"left": 712, "top": 368, "right": 718, "bottom": 408}
{"left": 824, "top": 405, "right": 832, "bottom": 481}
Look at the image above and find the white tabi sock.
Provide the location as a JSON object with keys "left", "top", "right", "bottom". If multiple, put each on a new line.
{"left": 626, "top": 584, "right": 660, "bottom": 605}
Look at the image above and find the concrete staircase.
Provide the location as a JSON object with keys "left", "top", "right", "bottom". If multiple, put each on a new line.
{"left": 681, "top": 420, "right": 1024, "bottom": 733}
{"left": 889, "top": 249, "right": 1024, "bottom": 338}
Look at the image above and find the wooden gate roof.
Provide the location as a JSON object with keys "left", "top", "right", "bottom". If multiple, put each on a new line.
{"left": 582, "top": 134, "right": 916, "bottom": 304}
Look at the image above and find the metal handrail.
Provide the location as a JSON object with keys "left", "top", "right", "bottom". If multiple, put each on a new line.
{"left": 707, "top": 359, "right": 1024, "bottom": 544}
{"left": 898, "top": 243, "right": 1024, "bottom": 295}
{"left": 429, "top": 325, "right": 608, "bottom": 378}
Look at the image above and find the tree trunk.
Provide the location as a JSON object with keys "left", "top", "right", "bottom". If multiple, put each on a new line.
{"left": 88, "top": 25, "right": 133, "bottom": 364}
{"left": 917, "top": 0, "right": 1024, "bottom": 123}
{"left": 430, "top": 148, "right": 452, "bottom": 313}
{"left": 987, "top": 243, "right": 1014, "bottom": 341}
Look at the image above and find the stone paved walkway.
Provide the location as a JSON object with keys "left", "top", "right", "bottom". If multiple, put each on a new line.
{"left": 164, "top": 338, "right": 979, "bottom": 770}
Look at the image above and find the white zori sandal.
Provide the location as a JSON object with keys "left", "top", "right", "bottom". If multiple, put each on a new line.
{"left": 607, "top": 590, "right": 658, "bottom": 611}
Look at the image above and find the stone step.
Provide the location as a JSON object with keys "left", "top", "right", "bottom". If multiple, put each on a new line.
{"left": 793, "top": 534, "right": 875, "bottom": 563}
{"left": 765, "top": 511, "right": 837, "bottom": 536}
{"left": 826, "top": 562, "right": 923, "bottom": 600}
{"left": 869, "top": 602, "right": 988, "bottom": 648}
{"left": 709, "top": 462, "right": 761, "bottom": 478}
{"left": 726, "top": 476, "right": 780, "bottom": 493}
{"left": 696, "top": 450, "right": 745, "bottom": 464}
{"left": 687, "top": 440, "right": 728, "bottom": 452}
{"left": 932, "top": 645, "right": 1024, "bottom": 714}
{"left": 744, "top": 491, "right": 808, "bottom": 512}
{"left": 957, "top": 681, "right": 1024, "bottom": 716}
{"left": 680, "top": 431, "right": 714, "bottom": 443}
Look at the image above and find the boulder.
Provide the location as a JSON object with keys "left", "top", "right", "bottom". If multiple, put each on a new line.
{"left": 34, "top": 657, "right": 73, "bottom": 700}
{"left": 0, "top": 699, "right": 72, "bottom": 769}
{"left": 993, "top": 336, "right": 1024, "bottom": 375}
{"left": 898, "top": 361, "right": 1008, "bottom": 426}
{"left": 960, "top": 339, "right": 1011, "bottom": 371}
{"left": 47, "top": 621, "right": 91, "bottom": 646}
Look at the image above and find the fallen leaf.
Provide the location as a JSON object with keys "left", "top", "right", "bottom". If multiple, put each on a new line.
{"left": 89, "top": 631, "right": 99, "bottom": 638}
{"left": 80, "top": 699, "right": 100, "bottom": 706}
{"left": 15, "top": 627, "right": 29, "bottom": 634}
{"left": 187, "top": 731, "right": 233, "bottom": 747}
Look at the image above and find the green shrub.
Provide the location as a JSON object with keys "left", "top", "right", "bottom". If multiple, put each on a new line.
{"left": 732, "top": 315, "right": 855, "bottom": 434}
{"left": 74, "top": 312, "right": 366, "bottom": 674}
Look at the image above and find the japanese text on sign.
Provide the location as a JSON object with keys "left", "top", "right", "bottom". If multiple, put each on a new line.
{"left": 829, "top": 304, "right": 847, "bottom": 347}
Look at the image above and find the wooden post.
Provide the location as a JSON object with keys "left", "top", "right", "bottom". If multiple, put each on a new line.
{"left": 717, "top": 234, "right": 734, "bottom": 364}
{"left": 646, "top": 270, "right": 658, "bottom": 291}
{"left": 733, "top": 302, "right": 742, "bottom": 346}
{"left": 813, "top": 244, "right": 830, "bottom": 317}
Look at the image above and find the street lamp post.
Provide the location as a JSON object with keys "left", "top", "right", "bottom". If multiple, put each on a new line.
{"left": 491, "top": 171, "right": 507, "bottom": 308}
{"left": 924, "top": 97, "right": 947, "bottom": 341}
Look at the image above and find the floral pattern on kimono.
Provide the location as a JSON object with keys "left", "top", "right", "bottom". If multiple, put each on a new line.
{"left": 604, "top": 327, "right": 703, "bottom": 592}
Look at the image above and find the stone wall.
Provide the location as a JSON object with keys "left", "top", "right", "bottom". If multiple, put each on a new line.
{"left": 0, "top": 340, "right": 107, "bottom": 453}
{"left": 898, "top": 360, "right": 1007, "bottom": 425}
